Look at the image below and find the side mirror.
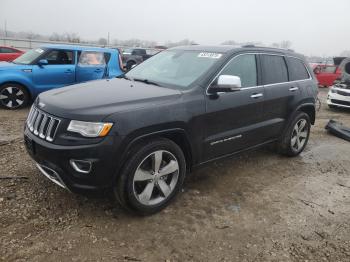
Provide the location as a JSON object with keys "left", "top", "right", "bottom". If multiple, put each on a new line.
{"left": 208, "top": 75, "right": 242, "bottom": 94}
{"left": 38, "top": 59, "right": 48, "bottom": 66}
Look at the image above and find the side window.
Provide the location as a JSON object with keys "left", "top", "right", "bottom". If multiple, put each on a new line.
{"left": 322, "top": 66, "right": 337, "bottom": 73}
{"left": 1, "top": 47, "right": 16, "bottom": 53}
{"left": 288, "top": 57, "right": 310, "bottom": 81}
{"left": 43, "top": 50, "right": 73, "bottom": 65}
{"left": 220, "top": 54, "right": 257, "bottom": 88}
{"left": 78, "top": 51, "right": 106, "bottom": 66}
{"left": 261, "top": 55, "right": 288, "bottom": 85}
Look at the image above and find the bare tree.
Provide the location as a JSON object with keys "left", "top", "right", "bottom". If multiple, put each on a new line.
{"left": 98, "top": 38, "right": 108, "bottom": 45}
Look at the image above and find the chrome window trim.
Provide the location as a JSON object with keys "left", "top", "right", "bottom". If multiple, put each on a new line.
{"left": 206, "top": 52, "right": 312, "bottom": 95}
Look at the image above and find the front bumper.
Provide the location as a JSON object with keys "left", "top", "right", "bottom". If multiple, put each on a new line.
{"left": 327, "top": 89, "right": 350, "bottom": 108}
{"left": 24, "top": 126, "right": 124, "bottom": 192}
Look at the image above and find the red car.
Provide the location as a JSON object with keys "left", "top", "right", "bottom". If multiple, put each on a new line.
{"left": 313, "top": 64, "right": 341, "bottom": 87}
{"left": 0, "top": 46, "right": 24, "bottom": 62}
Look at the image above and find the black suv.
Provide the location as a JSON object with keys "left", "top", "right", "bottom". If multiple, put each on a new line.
{"left": 24, "top": 45, "right": 318, "bottom": 215}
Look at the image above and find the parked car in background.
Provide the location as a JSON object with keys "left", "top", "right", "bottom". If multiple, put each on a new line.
{"left": 327, "top": 57, "right": 350, "bottom": 109}
{"left": 312, "top": 57, "right": 346, "bottom": 87}
{"left": 24, "top": 45, "right": 317, "bottom": 214}
{"left": 0, "top": 44, "right": 123, "bottom": 109}
{"left": 313, "top": 64, "right": 341, "bottom": 87}
{"left": 122, "top": 48, "right": 159, "bottom": 70}
{"left": 0, "top": 46, "right": 24, "bottom": 62}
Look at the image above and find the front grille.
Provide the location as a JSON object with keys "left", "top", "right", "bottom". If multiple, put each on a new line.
{"left": 337, "top": 90, "right": 350, "bottom": 97}
{"left": 26, "top": 106, "right": 60, "bottom": 142}
{"left": 331, "top": 99, "right": 350, "bottom": 106}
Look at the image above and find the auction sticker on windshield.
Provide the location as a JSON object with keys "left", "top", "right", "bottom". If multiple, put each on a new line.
{"left": 198, "top": 52, "right": 222, "bottom": 59}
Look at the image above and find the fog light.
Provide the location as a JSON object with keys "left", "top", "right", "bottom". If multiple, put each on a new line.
{"left": 70, "top": 159, "right": 92, "bottom": 174}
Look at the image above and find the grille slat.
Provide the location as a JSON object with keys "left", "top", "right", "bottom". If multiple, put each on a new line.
{"left": 26, "top": 106, "right": 60, "bottom": 142}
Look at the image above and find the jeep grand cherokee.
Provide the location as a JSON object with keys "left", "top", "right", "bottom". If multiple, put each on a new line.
{"left": 24, "top": 45, "right": 318, "bottom": 215}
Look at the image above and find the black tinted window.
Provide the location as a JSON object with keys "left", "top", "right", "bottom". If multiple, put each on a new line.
{"left": 220, "top": 54, "right": 257, "bottom": 87}
{"left": 43, "top": 50, "right": 73, "bottom": 65}
{"left": 261, "top": 55, "right": 288, "bottom": 84}
{"left": 288, "top": 57, "right": 310, "bottom": 81}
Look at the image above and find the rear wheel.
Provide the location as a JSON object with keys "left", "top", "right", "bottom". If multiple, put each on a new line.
{"left": 0, "top": 83, "right": 29, "bottom": 109}
{"left": 277, "top": 112, "right": 311, "bottom": 156}
{"left": 114, "top": 138, "right": 186, "bottom": 215}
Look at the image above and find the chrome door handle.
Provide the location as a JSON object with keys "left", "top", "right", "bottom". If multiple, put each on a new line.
{"left": 250, "top": 93, "right": 263, "bottom": 99}
{"left": 289, "top": 87, "right": 299, "bottom": 92}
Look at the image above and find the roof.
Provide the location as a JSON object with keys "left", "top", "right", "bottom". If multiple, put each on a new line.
{"left": 170, "top": 45, "right": 302, "bottom": 57}
{"left": 40, "top": 44, "right": 116, "bottom": 52}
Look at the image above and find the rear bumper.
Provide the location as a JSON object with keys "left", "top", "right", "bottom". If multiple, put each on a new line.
{"left": 24, "top": 126, "right": 124, "bottom": 192}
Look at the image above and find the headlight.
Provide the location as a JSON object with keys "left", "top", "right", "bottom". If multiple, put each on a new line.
{"left": 67, "top": 120, "right": 113, "bottom": 137}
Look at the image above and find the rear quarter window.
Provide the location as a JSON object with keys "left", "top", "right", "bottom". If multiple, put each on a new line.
{"left": 287, "top": 57, "right": 310, "bottom": 81}
{"left": 261, "top": 55, "right": 288, "bottom": 85}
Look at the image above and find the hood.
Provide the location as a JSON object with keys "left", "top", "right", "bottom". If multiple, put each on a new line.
{"left": 0, "top": 61, "right": 32, "bottom": 71}
{"left": 37, "top": 78, "right": 182, "bottom": 121}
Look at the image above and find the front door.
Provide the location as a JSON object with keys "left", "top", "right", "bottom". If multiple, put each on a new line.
{"left": 32, "top": 49, "right": 75, "bottom": 92}
{"left": 203, "top": 54, "right": 265, "bottom": 161}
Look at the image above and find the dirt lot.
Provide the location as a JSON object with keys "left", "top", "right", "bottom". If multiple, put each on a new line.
{"left": 0, "top": 89, "right": 349, "bottom": 262}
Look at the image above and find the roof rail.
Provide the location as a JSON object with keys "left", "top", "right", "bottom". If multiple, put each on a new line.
{"left": 241, "top": 44, "right": 295, "bottom": 52}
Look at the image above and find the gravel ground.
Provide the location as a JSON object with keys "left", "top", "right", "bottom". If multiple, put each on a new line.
{"left": 0, "top": 89, "right": 349, "bottom": 262}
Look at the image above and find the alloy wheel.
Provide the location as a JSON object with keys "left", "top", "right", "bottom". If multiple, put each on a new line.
{"left": 291, "top": 119, "right": 308, "bottom": 152}
{"left": 0, "top": 86, "right": 25, "bottom": 109}
{"left": 133, "top": 150, "right": 179, "bottom": 206}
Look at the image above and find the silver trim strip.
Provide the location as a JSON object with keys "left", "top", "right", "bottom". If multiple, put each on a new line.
{"left": 69, "top": 159, "right": 92, "bottom": 174}
{"left": 36, "top": 163, "right": 70, "bottom": 191}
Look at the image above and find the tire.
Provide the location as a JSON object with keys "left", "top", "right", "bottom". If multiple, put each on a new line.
{"left": 126, "top": 61, "right": 136, "bottom": 71}
{"left": 277, "top": 112, "right": 311, "bottom": 157}
{"left": 114, "top": 138, "right": 186, "bottom": 215}
{"left": 0, "top": 83, "right": 29, "bottom": 109}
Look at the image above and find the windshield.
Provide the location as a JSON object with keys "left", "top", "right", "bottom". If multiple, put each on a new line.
{"left": 125, "top": 50, "right": 223, "bottom": 89}
{"left": 13, "top": 48, "right": 46, "bottom": 64}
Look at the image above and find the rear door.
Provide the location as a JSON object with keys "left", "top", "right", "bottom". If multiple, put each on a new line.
{"left": 259, "top": 54, "right": 300, "bottom": 140}
{"left": 76, "top": 51, "right": 107, "bottom": 82}
{"left": 203, "top": 53, "right": 265, "bottom": 161}
{"left": 32, "top": 49, "right": 75, "bottom": 92}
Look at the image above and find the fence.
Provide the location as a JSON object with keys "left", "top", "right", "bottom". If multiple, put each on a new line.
{"left": 0, "top": 37, "right": 159, "bottom": 52}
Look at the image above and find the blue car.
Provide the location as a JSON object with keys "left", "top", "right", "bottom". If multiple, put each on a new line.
{"left": 0, "top": 44, "right": 123, "bottom": 109}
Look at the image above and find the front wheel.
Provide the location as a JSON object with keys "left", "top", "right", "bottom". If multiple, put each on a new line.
{"left": 0, "top": 83, "right": 29, "bottom": 109}
{"left": 277, "top": 112, "right": 311, "bottom": 156}
{"left": 114, "top": 138, "right": 186, "bottom": 215}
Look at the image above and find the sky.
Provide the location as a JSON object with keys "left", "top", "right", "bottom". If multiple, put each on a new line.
{"left": 1, "top": 0, "right": 349, "bottom": 56}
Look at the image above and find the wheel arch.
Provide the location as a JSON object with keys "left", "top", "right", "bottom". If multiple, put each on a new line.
{"left": 296, "top": 103, "right": 316, "bottom": 125}
{"left": 118, "top": 129, "right": 194, "bottom": 177}
{"left": 0, "top": 81, "right": 33, "bottom": 101}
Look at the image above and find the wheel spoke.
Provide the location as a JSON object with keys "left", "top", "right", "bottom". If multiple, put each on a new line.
{"left": 16, "top": 90, "right": 23, "bottom": 96}
{"left": 153, "top": 151, "right": 163, "bottom": 173}
{"left": 291, "top": 136, "right": 297, "bottom": 147}
{"left": 299, "top": 131, "right": 307, "bottom": 138}
{"left": 138, "top": 182, "right": 155, "bottom": 203}
{"left": 296, "top": 137, "right": 301, "bottom": 150}
{"left": 6, "top": 100, "right": 13, "bottom": 108}
{"left": 157, "top": 180, "right": 171, "bottom": 197}
{"left": 7, "top": 87, "right": 13, "bottom": 94}
{"left": 298, "top": 120, "right": 306, "bottom": 132}
{"left": 159, "top": 160, "right": 178, "bottom": 176}
{"left": 134, "top": 168, "right": 153, "bottom": 182}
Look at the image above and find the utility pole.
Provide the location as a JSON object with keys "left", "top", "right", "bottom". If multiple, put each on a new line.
{"left": 4, "top": 20, "right": 7, "bottom": 37}
{"left": 107, "top": 32, "right": 110, "bottom": 46}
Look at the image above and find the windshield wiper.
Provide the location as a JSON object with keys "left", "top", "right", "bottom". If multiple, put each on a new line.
{"left": 116, "top": 74, "right": 133, "bottom": 81}
{"left": 133, "top": 78, "right": 161, "bottom": 86}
